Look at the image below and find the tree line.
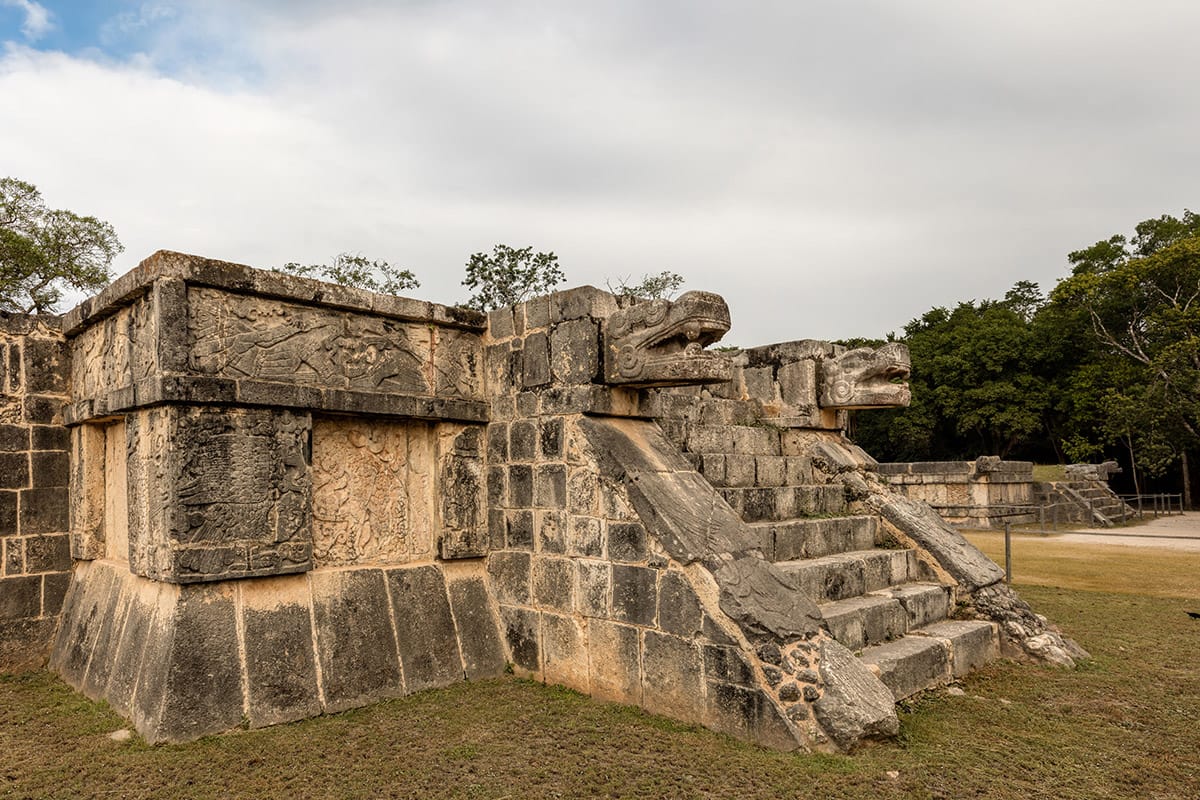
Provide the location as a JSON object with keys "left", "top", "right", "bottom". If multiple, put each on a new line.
{"left": 849, "top": 210, "right": 1200, "bottom": 505}
{"left": 5, "top": 176, "right": 1195, "bottom": 501}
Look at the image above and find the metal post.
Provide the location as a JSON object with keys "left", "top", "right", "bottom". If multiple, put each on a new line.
{"left": 1039, "top": 505, "right": 1045, "bottom": 533}
{"left": 1004, "top": 522, "right": 1012, "bottom": 585}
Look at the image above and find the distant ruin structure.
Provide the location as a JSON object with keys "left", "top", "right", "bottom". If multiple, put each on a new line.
{"left": 0, "top": 251, "right": 1086, "bottom": 751}
{"left": 879, "top": 458, "right": 1135, "bottom": 529}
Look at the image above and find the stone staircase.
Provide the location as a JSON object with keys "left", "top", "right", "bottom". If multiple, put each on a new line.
{"left": 1035, "top": 481, "right": 1135, "bottom": 527}
{"left": 679, "top": 421, "right": 999, "bottom": 700}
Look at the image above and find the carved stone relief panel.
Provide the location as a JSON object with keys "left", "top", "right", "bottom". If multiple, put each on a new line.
{"left": 125, "top": 406, "right": 313, "bottom": 583}
{"left": 70, "top": 294, "right": 158, "bottom": 400}
{"left": 311, "top": 418, "right": 437, "bottom": 567}
{"left": 435, "top": 423, "right": 487, "bottom": 559}
{"left": 187, "top": 287, "right": 433, "bottom": 395}
{"left": 434, "top": 328, "right": 484, "bottom": 400}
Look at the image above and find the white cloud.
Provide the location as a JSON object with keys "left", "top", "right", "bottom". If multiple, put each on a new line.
{"left": 1, "top": 0, "right": 52, "bottom": 41}
{"left": 3, "top": 1, "right": 1200, "bottom": 343}
{"left": 99, "top": 3, "right": 176, "bottom": 46}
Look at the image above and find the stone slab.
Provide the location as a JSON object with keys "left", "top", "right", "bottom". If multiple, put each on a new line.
{"left": 387, "top": 565, "right": 466, "bottom": 692}
{"left": 812, "top": 637, "right": 899, "bottom": 751}
{"left": 241, "top": 575, "right": 323, "bottom": 728}
{"left": 871, "top": 494, "right": 1004, "bottom": 591}
{"left": 310, "top": 569, "right": 403, "bottom": 713}
{"left": 446, "top": 573, "right": 506, "bottom": 681}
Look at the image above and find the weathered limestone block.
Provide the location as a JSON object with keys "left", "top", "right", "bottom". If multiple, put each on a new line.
{"left": 818, "top": 342, "right": 911, "bottom": 409}
{"left": 310, "top": 568, "right": 405, "bottom": 712}
{"left": 125, "top": 406, "right": 312, "bottom": 583}
{"left": 240, "top": 574, "right": 323, "bottom": 728}
{"left": 641, "top": 630, "right": 705, "bottom": 720}
{"left": 445, "top": 572, "right": 506, "bottom": 680}
{"left": 541, "top": 611, "right": 588, "bottom": 687}
{"left": 311, "top": 418, "right": 435, "bottom": 567}
{"left": 549, "top": 318, "right": 601, "bottom": 384}
{"left": 602, "top": 291, "right": 733, "bottom": 387}
{"left": 867, "top": 493, "right": 1003, "bottom": 591}
{"left": 68, "top": 424, "right": 106, "bottom": 560}
{"left": 437, "top": 424, "right": 488, "bottom": 559}
{"left": 386, "top": 565, "right": 466, "bottom": 691}
{"left": 811, "top": 638, "right": 900, "bottom": 751}
{"left": 586, "top": 618, "right": 642, "bottom": 704}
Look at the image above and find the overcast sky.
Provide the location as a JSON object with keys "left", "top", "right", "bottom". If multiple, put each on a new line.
{"left": 2, "top": 1, "right": 1197, "bottom": 345}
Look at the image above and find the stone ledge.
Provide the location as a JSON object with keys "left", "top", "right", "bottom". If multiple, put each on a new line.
{"left": 63, "top": 250, "right": 486, "bottom": 336}
{"left": 63, "top": 377, "right": 490, "bottom": 424}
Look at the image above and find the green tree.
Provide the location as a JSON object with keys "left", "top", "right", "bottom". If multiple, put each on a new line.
{"left": 1053, "top": 210, "right": 1200, "bottom": 504}
{"left": 461, "top": 245, "right": 564, "bottom": 311}
{"left": 852, "top": 287, "right": 1053, "bottom": 461}
{"left": 281, "top": 252, "right": 419, "bottom": 295}
{"left": 607, "top": 271, "right": 685, "bottom": 301}
{"left": 0, "top": 177, "right": 122, "bottom": 313}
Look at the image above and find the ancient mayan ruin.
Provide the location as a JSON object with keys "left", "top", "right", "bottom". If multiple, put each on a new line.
{"left": 0, "top": 250, "right": 1087, "bottom": 751}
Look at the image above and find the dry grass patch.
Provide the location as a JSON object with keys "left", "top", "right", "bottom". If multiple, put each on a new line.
{"left": 1031, "top": 464, "right": 1067, "bottom": 482}
{"left": 3, "top": 541, "right": 1199, "bottom": 799}
{"left": 964, "top": 531, "right": 1200, "bottom": 600}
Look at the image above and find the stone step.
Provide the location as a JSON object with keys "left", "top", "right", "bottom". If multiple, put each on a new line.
{"left": 820, "top": 594, "right": 906, "bottom": 650}
{"left": 871, "top": 583, "right": 951, "bottom": 631}
{"left": 749, "top": 515, "right": 878, "bottom": 561}
{"left": 775, "top": 549, "right": 926, "bottom": 603}
{"left": 697, "top": 453, "right": 815, "bottom": 488}
{"left": 920, "top": 620, "right": 1001, "bottom": 680}
{"left": 860, "top": 620, "right": 999, "bottom": 700}
{"left": 819, "top": 583, "right": 950, "bottom": 650}
{"left": 719, "top": 485, "right": 846, "bottom": 522}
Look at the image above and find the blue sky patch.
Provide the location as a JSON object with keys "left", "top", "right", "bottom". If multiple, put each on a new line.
{"left": 1, "top": 1, "right": 162, "bottom": 56}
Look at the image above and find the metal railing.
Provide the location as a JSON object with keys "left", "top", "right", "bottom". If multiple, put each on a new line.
{"left": 1117, "top": 493, "right": 1185, "bottom": 519}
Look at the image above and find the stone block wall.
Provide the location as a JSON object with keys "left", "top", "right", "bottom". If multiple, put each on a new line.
{"left": 0, "top": 314, "right": 71, "bottom": 670}
{"left": 877, "top": 458, "right": 1035, "bottom": 527}
{"left": 698, "top": 341, "right": 845, "bottom": 430}
{"left": 479, "top": 291, "right": 859, "bottom": 751}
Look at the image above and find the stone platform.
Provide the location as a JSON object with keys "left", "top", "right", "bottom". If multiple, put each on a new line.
{"left": 1, "top": 251, "right": 1086, "bottom": 751}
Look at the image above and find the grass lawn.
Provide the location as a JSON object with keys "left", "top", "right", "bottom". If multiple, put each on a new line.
{"left": 963, "top": 529, "right": 1200, "bottom": 600}
{"left": 3, "top": 547, "right": 1198, "bottom": 799}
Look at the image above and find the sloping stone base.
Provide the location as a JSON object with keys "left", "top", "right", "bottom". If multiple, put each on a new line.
{"left": 50, "top": 558, "right": 506, "bottom": 742}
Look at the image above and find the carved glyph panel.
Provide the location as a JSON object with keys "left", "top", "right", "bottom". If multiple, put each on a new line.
{"left": 187, "top": 287, "right": 433, "bottom": 395}
{"left": 125, "top": 406, "right": 313, "bottom": 583}
{"left": 311, "top": 418, "right": 436, "bottom": 567}
{"left": 71, "top": 294, "right": 158, "bottom": 399}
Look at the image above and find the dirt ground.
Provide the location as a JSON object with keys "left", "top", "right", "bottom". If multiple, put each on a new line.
{"left": 1005, "top": 512, "right": 1200, "bottom": 552}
